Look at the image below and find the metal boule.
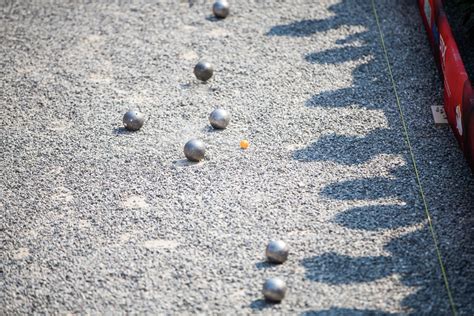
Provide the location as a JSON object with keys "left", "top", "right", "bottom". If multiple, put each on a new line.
{"left": 194, "top": 61, "right": 214, "bottom": 82}
{"left": 123, "top": 110, "right": 145, "bottom": 131}
{"left": 265, "top": 240, "right": 289, "bottom": 264}
{"left": 209, "top": 108, "right": 230, "bottom": 130}
{"left": 212, "top": 0, "right": 230, "bottom": 19}
{"left": 184, "top": 139, "right": 206, "bottom": 162}
{"left": 262, "top": 277, "right": 287, "bottom": 302}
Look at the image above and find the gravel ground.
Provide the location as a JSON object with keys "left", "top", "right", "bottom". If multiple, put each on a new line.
{"left": 1, "top": 0, "right": 473, "bottom": 314}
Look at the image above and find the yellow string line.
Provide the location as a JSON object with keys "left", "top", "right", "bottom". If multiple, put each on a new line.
{"left": 370, "top": 0, "right": 457, "bottom": 315}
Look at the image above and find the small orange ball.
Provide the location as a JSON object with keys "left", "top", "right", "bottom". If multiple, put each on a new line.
{"left": 240, "top": 140, "right": 249, "bottom": 149}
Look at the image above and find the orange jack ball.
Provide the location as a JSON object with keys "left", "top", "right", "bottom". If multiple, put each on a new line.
{"left": 240, "top": 140, "right": 249, "bottom": 149}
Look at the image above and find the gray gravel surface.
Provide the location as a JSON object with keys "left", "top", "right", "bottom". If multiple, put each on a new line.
{"left": 1, "top": 0, "right": 474, "bottom": 314}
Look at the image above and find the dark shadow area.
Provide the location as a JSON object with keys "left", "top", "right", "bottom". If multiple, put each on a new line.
{"left": 172, "top": 159, "right": 199, "bottom": 167}
{"left": 268, "top": 0, "right": 474, "bottom": 313}
{"left": 301, "top": 228, "right": 449, "bottom": 313}
{"left": 267, "top": 1, "right": 385, "bottom": 113}
{"left": 304, "top": 45, "right": 372, "bottom": 65}
{"left": 267, "top": 19, "right": 338, "bottom": 37}
{"left": 202, "top": 125, "right": 225, "bottom": 133}
{"left": 333, "top": 204, "right": 420, "bottom": 231}
{"left": 304, "top": 86, "right": 385, "bottom": 109}
{"left": 301, "top": 307, "right": 397, "bottom": 316}
{"left": 320, "top": 174, "right": 410, "bottom": 201}
{"left": 250, "top": 299, "right": 275, "bottom": 310}
{"left": 266, "top": 1, "right": 371, "bottom": 38}
{"left": 304, "top": 62, "right": 387, "bottom": 109}
{"left": 293, "top": 131, "right": 400, "bottom": 165}
{"left": 112, "top": 127, "right": 133, "bottom": 135}
{"left": 205, "top": 15, "right": 220, "bottom": 22}
{"left": 301, "top": 252, "right": 393, "bottom": 284}
{"left": 255, "top": 261, "right": 274, "bottom": 270}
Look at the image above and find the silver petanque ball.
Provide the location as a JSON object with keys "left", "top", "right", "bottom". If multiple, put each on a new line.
{"left": 123, "top": 110, "right": 145, "bottom": 131}
{"left": 209, "top": 108, "right": 230, "bottom": 129}
{"left": 194, "top": 61, "right": 214, "bottom": 82}
{"left": 212, "top": 0, "right": 230, "bottom": 19}
{"left": 262, "top": 277, "right": 287, "bottom": 303}
{"left": 265, "top": 240, "right": 289, "bottom": 264}
{"left": 184, "top": 139, "right": 206, "bottom": 162}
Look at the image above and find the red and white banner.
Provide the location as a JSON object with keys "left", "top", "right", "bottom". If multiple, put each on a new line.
{"left": 419, "top": 0, "right": 474, "bottom": 171}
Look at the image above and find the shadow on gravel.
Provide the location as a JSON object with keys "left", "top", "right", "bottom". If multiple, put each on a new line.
{"left": 250, "top": 299, "right": 275, "bottom": 311}
{"left": 172, "top": 159, "right": 200, "bottom": 167}
{"left": 320, "top": 175, "right": 409, "bottom": 201}
{"left": 293, "top": 131, "right": 399, "bottom": 165}
{"left": 301, "top": 252, "right": 394, "bottom": 284}
{"left": 268, "top": 0, "right": 474, "bottom": 314}
{"left": 112, "top": 127, "right": 135, "bottom": 135}
{"left": 333, "top": 204, "right": 420, "bottom": 231}
{"left": 203, "top": 125, "right": 225, "bottom": 133}
{"left": 304, "top": 63, "right": 386, "bottom": 109}
{"left": 205, "top": 15, "right": 220, "bottom": 22}
{"left": 266, "top": 1, "right": 370, "bottom": 37}
{"left": 254, "top": 261, "right": 274, "bottom": 270}
{"left": 301, "top": 228, "right": 449, "bottom": 313}
{"left": 304, "top": 46, "right": 372, "bottom": 65}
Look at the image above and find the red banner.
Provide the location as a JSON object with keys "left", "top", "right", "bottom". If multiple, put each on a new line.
{"left": 418, "top": 0, "right": 474, "bottom": 171}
